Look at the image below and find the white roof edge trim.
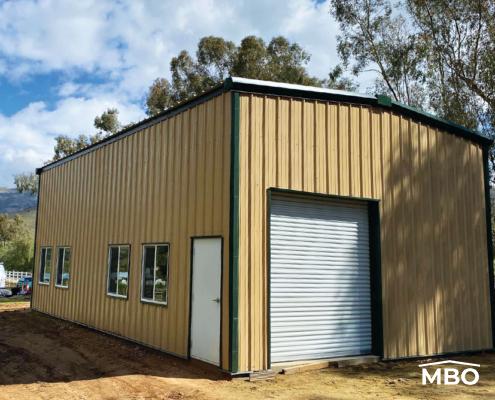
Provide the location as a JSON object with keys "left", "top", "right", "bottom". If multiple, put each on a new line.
{"left": 418, "top": 360, "right": 481, "bottom": 367}
{"left": 230, "top": 77, "right": 376, "bottom": 100}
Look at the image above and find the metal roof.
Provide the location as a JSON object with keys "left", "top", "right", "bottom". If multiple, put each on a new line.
{"left": 37, "top": 76, "right": 492, "bottom": 174}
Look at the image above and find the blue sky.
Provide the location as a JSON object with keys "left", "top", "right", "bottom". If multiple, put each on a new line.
{"left": 0, "top": 0, "right": 352, "bottom": 187}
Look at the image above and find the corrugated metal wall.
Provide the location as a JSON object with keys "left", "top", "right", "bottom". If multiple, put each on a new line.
{"left": 32, "top": 93, "right": 231, "bottom": 369}
{"left": 238, "top": 93, "right": 493, "bottom": 372}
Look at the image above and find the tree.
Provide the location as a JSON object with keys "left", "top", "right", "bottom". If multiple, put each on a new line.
{"left": 0, "top": 236, "right": 33, "bottom": 272}
{"left": 146, "top": 78, "right": 175, "bottom": 116}
{"left": 408, "top": 0, "right": 495, "bottom": 111}
{"left": 49, "top": 35, "right": 319, "bottom": 159}
{"left": 145, "top": 35, "right": 322, "bottom": 116}
{"left": 94, "top": 108, "right": 120, "bottom": 135}
{"left": 325, "top": 65, "right": 359, "bottom": 91}
{"left": 51, "top": 108, "right": 123, "bottom": 161}
{"left": 196, "top": 36, "right": 236, "bottom": 81}
{"left": 0, "top": 214, "right": 33, "bottom": 272}
{"left": 53, "top": 134, "right": 93, "bottom": 161}
{"left": 263, "top": 36, "right": 321, "bottom": 86}
{"left": 329, "top": 0, "right": 495, "bottom": 181}
{"left": 0, "top": 214, "right": 25, "bottom": 247}
{"left": 406, "top": 0, "right": 495, "bottom": 132}
{"left": 14, "top": 172, "right": 38, "bottom": 195}
{"left": 330, "top": 0, "right": 427, "bottom": 107}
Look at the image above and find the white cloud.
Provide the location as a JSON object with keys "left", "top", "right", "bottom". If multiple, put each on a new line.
{"left": 0, "top": 96, "right": 145, "bottom": 186}
{"left": 0, "top": 0, "right": 349, "bottom": 186}
{"left": 0, "top": 0, "right": 340, "bottom": 96}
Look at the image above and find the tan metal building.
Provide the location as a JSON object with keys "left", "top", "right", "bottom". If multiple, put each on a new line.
{"left": 32, "top": 77, "right": 495, "bottom": 375}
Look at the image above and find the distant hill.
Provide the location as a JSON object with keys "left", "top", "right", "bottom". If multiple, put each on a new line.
{"left": 0, "top": 188, "right": 37, "bottom": 236}
{"left": 0, "top": 188, "right": 37, "bottom": 214}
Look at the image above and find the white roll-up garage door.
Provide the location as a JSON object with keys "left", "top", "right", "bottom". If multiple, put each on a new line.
{"left": 270, "top": 195, "right": 372, "bottom": 363}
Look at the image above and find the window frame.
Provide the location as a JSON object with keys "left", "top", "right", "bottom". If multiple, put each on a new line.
{"left": 140, "top": 243, "right": 170, "bottom": 306}
{"left": 106, "top": 244, "right": 131, "bottom": 300}
{"left": 55, "top": 246, "right": 71, "bottom": 289}
{"left": 38, "top": 246, "right": 53, "bottom": 285}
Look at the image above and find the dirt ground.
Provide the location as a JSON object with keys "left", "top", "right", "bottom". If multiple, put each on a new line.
{"left": 1, "top": 302, "right": 494, "bottom": 400}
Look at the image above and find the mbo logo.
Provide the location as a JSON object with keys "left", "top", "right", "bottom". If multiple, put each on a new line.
{"left": 418, "top": 360, "right": 480, "bottom": 385}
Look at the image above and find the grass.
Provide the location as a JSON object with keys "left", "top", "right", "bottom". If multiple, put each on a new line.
{"left": 9, "top": 207, "right": 37, "bottom": 236}
{"left": 0, "top": 295, "right": 30, "bottom": 303}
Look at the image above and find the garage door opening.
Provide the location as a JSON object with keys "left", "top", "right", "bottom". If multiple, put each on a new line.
{"left": 269, "top": 192, "right": 381, "bottom": 364}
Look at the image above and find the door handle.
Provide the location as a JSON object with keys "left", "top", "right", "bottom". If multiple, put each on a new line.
{"left": 212, "top": 297, "right": 220, "bottom": 303}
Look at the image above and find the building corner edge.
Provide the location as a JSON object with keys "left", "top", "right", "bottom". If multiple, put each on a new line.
{"left": 482, "top": 145, "right": 495, "bottom": 348}
{"left": 229, "top": 91, "right": 240, "bottom": 373}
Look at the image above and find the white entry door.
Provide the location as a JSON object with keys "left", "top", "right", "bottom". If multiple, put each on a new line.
{"left": 190, "top": 237, "right": 222, "bottom": 366}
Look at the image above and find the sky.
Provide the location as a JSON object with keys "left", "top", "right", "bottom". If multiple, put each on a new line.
{"left": 0, "top": 0, "right": 351, "bottom": 187}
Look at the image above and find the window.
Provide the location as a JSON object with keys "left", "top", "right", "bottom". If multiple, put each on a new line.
{"left": 56, "top": 247, "right": 71, "bottom": 288}
{"left": 107, "top": 245, "right": 130, "bottom": 298}
{"left": 141, "top": 244, "right": 169, "bottom": 305}
{"left": 39, "top": 247, "right": 52, "bottom": 284}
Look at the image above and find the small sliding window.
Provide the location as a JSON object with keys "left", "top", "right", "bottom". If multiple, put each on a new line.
{"left": 55, "top": 247, "right": 71, "bottom": 288}
{"left": 141, "top": 244, "right": 169, "bottom": 305}
{"left": 107, "top": 245, "right": 130, "bottom": 298}
{"left": 39, "top": 247, "right": 52, "bottom": 285}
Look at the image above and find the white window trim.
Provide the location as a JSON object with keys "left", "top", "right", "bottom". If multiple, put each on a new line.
{"left": 107, "top": 244, "right": 130, "bottom": 299}
{"left": 55, "top": 246, "right": 70, "bottom": 289}
{"left": 140, "top": 243, "right": 169, "bottom": 306}
{"left": 38, "top": 247, "right": 52, "bottom": 285}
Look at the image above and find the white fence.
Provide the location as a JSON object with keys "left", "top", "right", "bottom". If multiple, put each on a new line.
{"left": 5, "top": 270, "right": 32, "bottom": 286}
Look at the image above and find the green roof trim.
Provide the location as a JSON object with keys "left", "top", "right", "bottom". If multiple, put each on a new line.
{"left": 37, "top": 76, "right": 493, "bottom": 174}
{"left": 376, "top": 95, "right": 392, "bottom": 107}
{"left": 390, "top": 99, "right": 490, "bottom": 144}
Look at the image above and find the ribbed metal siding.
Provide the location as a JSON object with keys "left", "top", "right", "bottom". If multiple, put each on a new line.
{"left": 270, "top": 195, "right": 371, "bottom": 363}
{"left": 238, "top": 94, "right": 492, "bottom": 372}
{"left": 32, "top": 93, "right": 232, "bottom": 369}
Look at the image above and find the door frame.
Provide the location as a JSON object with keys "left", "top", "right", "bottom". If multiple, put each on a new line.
{"left": 188, "top": 235, "right": 224, "bottom": 367}
{"left": 266, "top": 188, "right": 384, "bottom": 368}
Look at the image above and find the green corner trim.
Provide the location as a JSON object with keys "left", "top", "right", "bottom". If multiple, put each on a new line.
{"left": 229, "top": 91, "right": 240, "bottom": 372}
{"left": 369, "top": 202, "right": 384, "bottom": 357}
{"left": 376, "top": 95, "right": 392, "bottom": 107}
{"left": 482, "top": 146, "right": 495, "bottom": 347}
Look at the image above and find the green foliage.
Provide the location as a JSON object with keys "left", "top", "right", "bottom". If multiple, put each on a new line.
{"left": 51, "top": 108, "right": 122, "bottom": 161}
{"left": 14, "top": 172, "right": 38, "bottom": 195}
{"left": 330, "top": 0, "right": 495, "bottom": 121}
{"left": 0, "top": 214, "right": 25, "bottom": 246}
{"left": 406, "top": 0, "right": 495, "bottom": 130}
{"left": 330, "top": 0, "right": 427, "bottom": 106}
{"left": 94, "top": 108, "right": 120, "bottom": 135}
{"left": 0, "top": 214, "right": 33, "bottom": 272}
{"left": 146, "top": 78, "right": 175, "bottom": 117}
{"left": 53, "top": 134, "right": 94, "bottom": 161}
{"left": 0, "top": 237, "right": 33, "bottom": 272}
{"left": 48, "top": 35, "right": 322, "bottom": 158}
{"left": 145, "top": 35, "right": 322, "bottom": 116}
{"left": 330, "top": 0, "right": 495, "bottom": 181}
{"left": 326, "top": 65, "right": 358, "bottom": 91}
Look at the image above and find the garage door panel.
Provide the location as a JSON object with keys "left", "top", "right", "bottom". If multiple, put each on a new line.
{"left": 271, "top": 229, "right": 369, "bottom": 241}
{"left": 271, "top": 223, "right": 368, "bottom": 234}
{"left": 271, "top": 325, "right": 372, "bottom": 334}
{"left": 273, "top": 346, "right": 371, "bottom": 361}
{"left": 272, "top": 278, "right": 370, "bottom": 285}
{"left": 270, "top": 263, "right": 371, "bottom": 271}
{"left": 270, "top": 195, "right": 372, "bottom": 363}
